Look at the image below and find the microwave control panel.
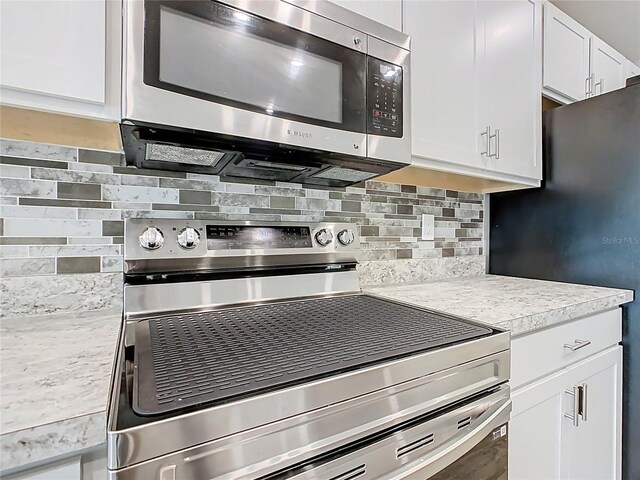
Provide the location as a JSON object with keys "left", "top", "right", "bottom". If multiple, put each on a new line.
{"left": 367, "top": 57, "right": 403, "bottom": 138}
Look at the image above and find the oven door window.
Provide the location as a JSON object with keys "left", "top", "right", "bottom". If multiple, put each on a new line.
{"left": 143, "top": 1, "right": 366, "bottom": 133}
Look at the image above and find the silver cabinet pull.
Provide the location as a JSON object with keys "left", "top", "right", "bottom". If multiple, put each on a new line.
{"left": 580, "top": 383, "right": 587, "bottom": 422}
{"left": 480, "top": 126, "right": 490, "bottom": 156}
{"left": 564, "top": 339, "right": 591, "bottom": 351}
{"left": 564, "top": 385, "right": 580, "bottom": 427}
{"left": 495, "top": 129, "right": 500, "bottom": 159}
{"left": 488, "top": 129, "right": 498, "bottom": 158}
{"left": 585, "top": 75, "right": 591, "bottom": 96}
{"left": 594, "top": 78, "right": 604, "bottom": 95}
{"left": 564, "top": 384, "right": 587, "bottom": 427}
{"left": 585, "top": 73, "right": 594, "bottom": 97}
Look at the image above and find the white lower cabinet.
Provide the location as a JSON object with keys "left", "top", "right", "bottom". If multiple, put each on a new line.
{"left": 510, "top": 379, "right": 564, "bottom": 479}
{"left": 563, "top": 347, "right": 622, "bottom": 480}
{"left": 510, "top": 311, "right": 622, "bottom": 480}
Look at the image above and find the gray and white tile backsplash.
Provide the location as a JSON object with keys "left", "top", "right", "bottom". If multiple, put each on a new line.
{"left": 1, "top": 138, "right": 485, "bottom": 316}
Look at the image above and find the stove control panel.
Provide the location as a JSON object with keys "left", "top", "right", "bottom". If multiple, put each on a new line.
{"left": 124, "top": 220, "right": 361, "bottom": 271}
{"left": 207, "top": 225, "right": 314, "bottom": 250}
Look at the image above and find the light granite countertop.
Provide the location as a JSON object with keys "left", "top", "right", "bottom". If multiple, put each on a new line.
{"left": 366, "top": 274, "right": 634, "bottom": 336}
{"left": 0, "top": 275, "right": 633, "bottom": 472}
{"left": 0, "top": 308, "right": 121, "bottom": 471}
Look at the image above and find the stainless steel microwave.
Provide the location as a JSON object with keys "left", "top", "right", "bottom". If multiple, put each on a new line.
{"left": 121, "top": 0, "right": 411, "bottom": 187}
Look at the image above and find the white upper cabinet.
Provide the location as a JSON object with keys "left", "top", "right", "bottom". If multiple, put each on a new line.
{"left": 478, "top": 0, "right": 541, "bottom": 180}
{"left": 627, "top": 60, "right": 640, "bottom": 80}
{"left": 329, "top": 0, "right": 402, "bottom": 31}
{"left": 406, "top": 0, "right": 541, "bottom": 185}
{"left": 0, "top": 0, "right": 120, "bottom": 120}
{"left": 0, "top": 0, "right": 105, "bottom": 103}
{"left": 404, "top": 1, "right": 483, "bottom": 170}
{"left": 590, "top": 36, "right": 627, "bottom": 96}
{"left": 542, "top": 2, "right": 635, "bottom": 104}
{"left": 543, "top": 2, "right": 590, "bottom": 103}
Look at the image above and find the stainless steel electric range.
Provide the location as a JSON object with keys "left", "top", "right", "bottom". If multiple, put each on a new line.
{"left": 107, "top": 219, "right": 511, "bottom": 479}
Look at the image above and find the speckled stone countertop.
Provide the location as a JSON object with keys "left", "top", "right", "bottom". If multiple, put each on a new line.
{"left": 0, "top": 308, "right": 120, "bottom": 471}
{"left": 366, "top": 275, "right": 634, "bottom": 335}
{"left": 1, "top": 275, "right": 633, "bottom": 472}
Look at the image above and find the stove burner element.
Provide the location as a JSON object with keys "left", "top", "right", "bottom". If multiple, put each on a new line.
{"left": 133, "top": 294, "right": 492, "bottom": 415}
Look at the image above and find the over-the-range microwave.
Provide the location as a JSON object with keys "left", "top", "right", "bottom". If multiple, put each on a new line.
{"left": 121, "top": 0, "right": 411, "bottom": 187}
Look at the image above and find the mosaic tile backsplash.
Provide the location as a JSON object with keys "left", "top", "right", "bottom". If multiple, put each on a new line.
{"left": 0, "top": 138, "right": 484, "bottom": 279}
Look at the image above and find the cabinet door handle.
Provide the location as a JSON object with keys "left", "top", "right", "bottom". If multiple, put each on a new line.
{"left": 564, "top": 339, "right": 591, "bottom": 351}
{"left": 564, "top": 385, "right": 580, "bottom": 427}
{"left": 488, "top": 129, "right": 498, "bottom": 158}
{"left": 580, "top": 383, "right": 587, "bottom": 422}
{"left": 564, "top": 384, "right": 587, "bottom": 427}
{"left": 585, "top": 73, "right": 594, "bottom": 97}
{"left": 495, "top": 129, "right": 500, "bottom": 159}
{"left": 585, "top": 75, "right": 591, "bottom": 96}
{"left": 594, "top": 78, "right": 604, "bottom": 95}
{"left": 480, "top": 126, "right": 490, "bottom": 156}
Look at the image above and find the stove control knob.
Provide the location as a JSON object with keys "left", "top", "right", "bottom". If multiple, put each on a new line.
{"left": 139, "top": 227, "right": 164, "bottom": 250}
{"left": 315, "top": 228, "right": 333, "bottom": 246}
{"left": 177, "top": 227, "right": 201, "bottom": 249}
{"left": 337, "top": 229, "right": 355, "bottom": 246}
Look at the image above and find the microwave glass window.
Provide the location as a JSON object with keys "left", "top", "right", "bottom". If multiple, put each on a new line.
{"left": 159, "top": 7, "right": 343, "bottom": 123}
{"left": 143, "top": 1, "right": 367, "bottom": 133}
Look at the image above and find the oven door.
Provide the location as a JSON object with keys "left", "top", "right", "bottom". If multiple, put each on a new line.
{"left": 282, "top": 388, "right": 511, "bottom": 480}
{"left": 123, "top": 0, "right": 368, "bottom": 157}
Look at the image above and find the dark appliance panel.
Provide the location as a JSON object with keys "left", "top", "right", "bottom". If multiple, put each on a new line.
{"left": 490, "top": 84, "right": 640, "bottom": 480}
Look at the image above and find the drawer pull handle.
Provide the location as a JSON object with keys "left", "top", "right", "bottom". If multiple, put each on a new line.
{"left": 564, "top": 339, "right": 591, "bottom": 352}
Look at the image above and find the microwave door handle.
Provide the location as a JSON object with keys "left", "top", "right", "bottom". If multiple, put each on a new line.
{"left": 393, "top": 398, "right": 512, "bottom": 480}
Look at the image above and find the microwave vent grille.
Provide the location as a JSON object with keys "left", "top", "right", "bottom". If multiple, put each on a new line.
{"left": 312, "top": 167, "right": 377, "bottom": 182}
{"left": 145, "top": 143, "right": 226, "bottom": 167}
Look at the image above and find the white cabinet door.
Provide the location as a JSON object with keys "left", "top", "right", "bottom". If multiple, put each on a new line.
{"left": 405, "top": 0, "right": 484, "bottom": 170}
{"left": 543, "top": 2, "right": 591, "bottom": 103}
{"left": 510, "top": 371, "right": 567, "bottom": 480}
{"left": 477, "top": 0, "right": 542, "bottom": 180}
{"left": 0, "top": 0, "right": 105, "bottom": 103}
{"left": 329, "top": 0, "right": 402, "bottom": 31}
{"left": 590, "top": 36, "right": 627, "bottom": 96}
{"left": 563, "top": 346, "right": 622, "bottom": 480}
{"left": 510, "top": 345, "right": 622, "bottom": 480}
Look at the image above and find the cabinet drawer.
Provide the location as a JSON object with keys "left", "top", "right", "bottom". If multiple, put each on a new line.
{"left": 511, "top": 308, "right": 621, "bottom": 389}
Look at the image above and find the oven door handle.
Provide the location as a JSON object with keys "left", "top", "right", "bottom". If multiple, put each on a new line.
{"left": 394, "top": 397, "right": 512, "bottom": 480}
